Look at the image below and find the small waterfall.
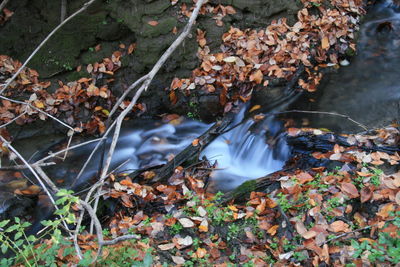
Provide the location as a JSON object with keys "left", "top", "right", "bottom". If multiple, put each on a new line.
{"left": 36, "top": 107, "right": 289, "bottom": 192}
{"left": 200, "top": 108, "right": 289, "bottom": 191}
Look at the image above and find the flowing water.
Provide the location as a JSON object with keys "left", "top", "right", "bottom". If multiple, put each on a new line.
{"left": 31, "top": 107, "right": 289, "bottom": 193}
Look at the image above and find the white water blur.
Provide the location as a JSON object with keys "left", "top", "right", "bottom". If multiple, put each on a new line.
{"left": 200, "top": 108, "right": 289, "bottom": 191}
{"left": 53, "top": 108, "right": 289, "bottom": 191}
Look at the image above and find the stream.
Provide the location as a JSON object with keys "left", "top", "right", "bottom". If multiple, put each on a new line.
{"left": 1, "top": 0, "right": 399, "bottom": 222}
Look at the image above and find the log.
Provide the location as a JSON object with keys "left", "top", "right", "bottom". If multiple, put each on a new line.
{"left": 151, "top": 113, "right": 235, "bottom": 183}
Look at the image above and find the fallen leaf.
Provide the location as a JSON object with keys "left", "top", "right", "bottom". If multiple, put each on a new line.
{"left": 171, "top": 256, "right": 185, "bottom": 265}
{"left": 321, "top": 36, "right": 330, "bottom": 50}
{"left": 341, "top": 182, "right": 359, "bottom": 198}
{"left": 148, "top": 20, "right": 159, "bottom": 26}
{"left": 267, "top": 225, "right": 279, "bottom": 236}
{"left": 329, "top": 220, "right": 349, "bottom": 233}
{"left": 178, "top": 218, "right": 195, "bottom": 228}
{"left": 196, "top": 248, "right": 207, "bottom": 258}
{"left": 158, "top": 243, "right": 175, "bottom": 250}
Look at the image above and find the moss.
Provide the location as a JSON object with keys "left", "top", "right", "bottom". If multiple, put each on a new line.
{"left": 141, "top": 17, "right": 177, "bottom": 38}
{"left": 231, "top": 180, "right": 257, "bottom": 199}
{"left": 144, "top": 0, "right": 171, "bottom": 15}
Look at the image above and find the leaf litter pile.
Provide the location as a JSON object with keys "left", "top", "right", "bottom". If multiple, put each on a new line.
{"left": 1, "top": 0, "right": 400, "bottom": 266}
{"left": 170, "top": 0, "right": 364, "bottom": 111}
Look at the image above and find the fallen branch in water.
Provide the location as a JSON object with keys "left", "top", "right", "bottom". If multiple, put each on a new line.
{"left": 0, "top": 0, "right": 96, "bottom": 94}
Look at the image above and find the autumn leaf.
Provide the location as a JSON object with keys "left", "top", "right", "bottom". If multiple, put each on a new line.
{"left": 148, "top": 20, "right": 159, "bottom": 26}
{"left": 178, "top": 218, "right": 194, "bottom": 228}
{"left": 249, "top": 70, "right": 263, "bottom": 84}
{"left": 341, "top": 182, "right": 359, "bottom": 198}
{"left": 329, "top": 220, "right": 350, "bottom": 233}
{"left": 158, "top": 243, "right": 175, "bottom": 250}
{"left": 321, "top": 36, "right": 330, "bottom": 50}
{"left": 267, "top": 225, "right": 279, "bottom": 236}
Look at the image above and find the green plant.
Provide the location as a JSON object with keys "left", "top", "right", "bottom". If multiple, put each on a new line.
{"left": 326, "top": 197, "right": 342, "bottom": 212}
{"left": 293, "top": 251, "right": 307, "bottom": 261}
{"left": 227, "top": 223, "right": 240, "bottom": 241}
{"left": 351, "top": 217, "right": 400, "bottom": 264}
{"left": 0, "top": 189, "right": 79, "bottom": 266}
{"left": 169, "top": 222, "right": 183, "bottom": 235}
{"left": 276, "top": 192, "right": 292, "bottom": 212}
{"left": 282, "top": 239, "right": 296, "bottom": 252}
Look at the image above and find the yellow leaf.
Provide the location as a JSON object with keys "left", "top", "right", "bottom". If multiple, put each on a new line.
{"left": 34, "top": 100, "right": 45, "bottom": 109}
{"left": 321, "top": 36, "right": 329, "bottom": 50}
{"left": 249, "top": 105, "right": 261, "bottom": 113}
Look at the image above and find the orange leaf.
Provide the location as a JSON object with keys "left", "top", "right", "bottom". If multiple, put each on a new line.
{"left": 148, "top": 20, "right": 159, "bottom": 26}
{"left": 192, "top": 139, "right": 199, "bottom": 147}
{"left": 329, "top": 220, "right": 349, "bottom": 233}
{"left": 321, "top": 36, "right": 330, "bottom": 50}
{"left": 267, "top": 225, "right": 279, "bottom": 236}
{"left": 196, "top": 248, "right": 207, "bottom": 258}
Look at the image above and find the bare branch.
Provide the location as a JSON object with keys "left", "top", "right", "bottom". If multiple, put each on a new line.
{"left": 107, "top": 74, "right": 148, "bottom": 121}
{"left": 275, "top": 110, "right": 368, "bottom": 131}
{"left": 0, "top": 111, "right": 27, "bottom": 129}
{"left": 88, "top": 0, "right": 207, "bottom": 234}
{"left": 0, "top": 162, "right": 55, "bottom": 171}
{"left": 34, "top": 137, "right": 102, "bottom": 164}
{"left": 0, "top": 0, "right": 96, "bottom": 94}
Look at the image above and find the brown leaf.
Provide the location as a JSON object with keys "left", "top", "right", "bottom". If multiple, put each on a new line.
{"left": 297, "top": 171, "right": 314, "bottom": 184}
{"left": 328, "top": 220, "right": 349, "bottom": 233}
{"left": 341, "top": 182, "right": 359, "bottom": 198}
{"left": 360, "top": 186, "right": 372, "bottom": 203}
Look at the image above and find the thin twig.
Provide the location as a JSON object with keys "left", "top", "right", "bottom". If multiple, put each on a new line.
{"left": 0, "top": 0, "right": 10, "bottom": 13}
{"left": 0, "top": 111, "right": 27, "bottom": 129}
{"left": 0, "top": 95, "right": 74, "bottom": 131}
{"left": 0, "top": 0, "right": 96, "bottom": 94}
{"left": 0, "top": 162, "right": 55, "bottom": 171}
{"left": 34, "top": 138, "right": 102, "bottom": 164}
{"left": 275, "top": 110, "right": 368, "bottom": 131}
{"left": 323, "top": 219, "right": 395, "bottom": 245}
